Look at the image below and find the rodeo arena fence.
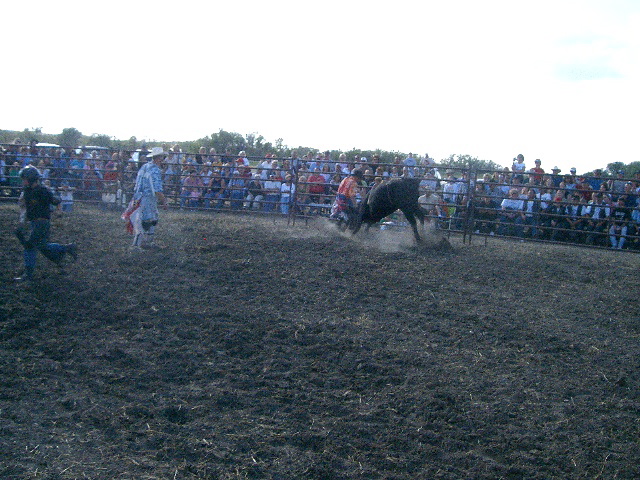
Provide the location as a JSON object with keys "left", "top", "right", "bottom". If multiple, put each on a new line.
{"left": 1, "top": 143, "right": 639, "bottom": 253}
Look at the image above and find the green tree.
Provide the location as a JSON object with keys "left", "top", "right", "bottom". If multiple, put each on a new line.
{"left": 626, "top": 161, "right": 640, "bottom": 177}
{"left": 87, "top": 134, "right": 112, "bottom": 148}
{"left": 21, "top": 128, "right": 41, "bottom": 145}
{"left": 606, "top": 161, "right": 626, "bottom": 176}
{"left": 210, "top": 129, "right": 246, "bottom": 155}
{"left": 58, "top": 128, "right": 83, "bottom": 148}
{"left": 440, "top": 154, "right": 503, "bottom": 173}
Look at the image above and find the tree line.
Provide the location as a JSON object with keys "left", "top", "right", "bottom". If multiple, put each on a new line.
{"left": 1, "top": 127, "right": 638, "bottom": 178}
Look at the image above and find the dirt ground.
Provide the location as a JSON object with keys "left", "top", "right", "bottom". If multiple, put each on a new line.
{"left": 1, "top": 204, "right": 639, "bottom": 479}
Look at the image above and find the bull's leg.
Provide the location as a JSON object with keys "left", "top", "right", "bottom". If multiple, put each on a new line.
{"left": 403, "top": 207, "right": 425, "bottom": 243}
{"left": 402, "top": 211, "right": 422, "bottom": 243}
{"left": 414, "top": 207, "right": 426, "bottom": 229}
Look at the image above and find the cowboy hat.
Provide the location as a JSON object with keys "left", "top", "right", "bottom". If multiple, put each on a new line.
{"left": 147, "top": 147, "right": 167, "bottom": 158}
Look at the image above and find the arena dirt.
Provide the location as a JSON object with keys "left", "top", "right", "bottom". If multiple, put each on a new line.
{"left": 1, "top": 205, "right": 639, "bottom": 479}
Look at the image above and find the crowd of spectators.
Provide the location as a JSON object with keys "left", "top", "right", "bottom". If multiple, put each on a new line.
{"left": 420, "top": 154, "right": 640, "bottom": 251}
{"left": 1, "top": 141, "right": 638, "bottom": 250}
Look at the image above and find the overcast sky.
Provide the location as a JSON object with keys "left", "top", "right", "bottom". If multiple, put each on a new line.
{"left": 3, "top": 0, "right": 639, "bottom": 173}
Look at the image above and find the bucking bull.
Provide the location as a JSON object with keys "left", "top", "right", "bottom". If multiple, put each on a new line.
{"left": 338, "top": 177, "right": 428, "bottom": 243}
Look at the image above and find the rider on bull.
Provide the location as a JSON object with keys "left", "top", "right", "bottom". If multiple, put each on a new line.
{"left": 331, "top": 168, "right": 364, "bottom": 220}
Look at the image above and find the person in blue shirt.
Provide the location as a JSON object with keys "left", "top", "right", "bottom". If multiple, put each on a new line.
{"left": 131, "top": 147, "right": 168, "bottom": 248}
{"left": 14, "top": 165, "right": 77, "bottom": 282}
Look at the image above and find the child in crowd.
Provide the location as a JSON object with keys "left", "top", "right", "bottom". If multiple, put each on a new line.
{"left": 58, "top": 181, "right": 75, "bottom": 213}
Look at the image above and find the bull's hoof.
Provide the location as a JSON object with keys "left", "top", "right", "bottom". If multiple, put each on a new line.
{"left": 435, "top": 237, "right": 455, "bottom": 252}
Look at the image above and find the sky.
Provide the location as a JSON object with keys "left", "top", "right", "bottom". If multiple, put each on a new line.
{"left": 3, "top": 0, "right": 639, "bottom": 174}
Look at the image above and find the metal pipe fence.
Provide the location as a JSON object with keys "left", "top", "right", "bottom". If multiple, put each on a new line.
{"left": 1, "top": 144, "right": 638, "bottom": 252}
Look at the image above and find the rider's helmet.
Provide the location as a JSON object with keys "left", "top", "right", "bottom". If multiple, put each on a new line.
{"left": 19, "top": 165, "right": 40, "bottom": 184}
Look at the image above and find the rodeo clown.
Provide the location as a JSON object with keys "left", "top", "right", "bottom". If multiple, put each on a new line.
{"left": 14, "top": 165, "right": 77, "bottom": 282}
{"left": 123, "top": 146, "right": 168, "bottom": 249}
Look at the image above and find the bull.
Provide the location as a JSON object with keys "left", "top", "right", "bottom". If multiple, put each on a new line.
{"left": 350, "top": 177, "right": 427, "bottom": 243}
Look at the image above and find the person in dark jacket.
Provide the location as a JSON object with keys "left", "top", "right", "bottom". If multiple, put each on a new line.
{"left": 14, "top": 165, "right": 77, "bottom": 281}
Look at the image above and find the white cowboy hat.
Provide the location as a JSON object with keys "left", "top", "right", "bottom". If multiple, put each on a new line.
{"left": 147, "top": 147, "right": 167, "bottom": 158}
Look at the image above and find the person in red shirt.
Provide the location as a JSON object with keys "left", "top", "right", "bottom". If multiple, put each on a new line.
{"left": 331, "top": 169, "right": 363, "bottom": 219}
{"left": 530, "top": 159, "right": 545, "bottom": 185}
{"left": 575, "top": 176, "right": 593, "bottom": 201}
{"left": 307, "top": 167, "right": 327, "bottom": 205}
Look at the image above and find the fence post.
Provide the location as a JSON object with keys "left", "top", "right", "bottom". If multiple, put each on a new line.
{"left": 462, "top": 167, "right": 477, "bottom": 244}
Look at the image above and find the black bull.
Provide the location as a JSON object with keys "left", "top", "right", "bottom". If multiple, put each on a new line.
{"left": 350, "top": 178, "right": 427, "bottom": 243}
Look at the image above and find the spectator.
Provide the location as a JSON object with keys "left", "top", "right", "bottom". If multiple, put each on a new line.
{"left": 608, "top": 171, "right": 627, "bottom": 199}
{"left": 227, "top": 169, "right": 247, "bottom": 209}
{"left": 308, "top": 167, "right": 327, "bottom": 208}
{"left": 622, "top": 183, "right": 637, "bottom": 208}
{"left": 470, "top": 184, "right": 498, "bottom": 234}
{"left": 180, "top": 167, "right": 204, "bottom": 208}
{"left": 511, "top": 154, "right": 526, "bottom": 181}
{"left": 0, "top": 151, "right": 6, "bottom": 195}
{"left": 539, "top": 187, "right": 553, "bottom": 212}
{"left": 263, "top": 174, "right": 281, "bottom": 212}
{"left": 337, "top": 153, "right": 349, "bottom": 173}
{"left": 244, "top": 174, "right": 264, "bottom": 210}
{"left": 550, "top": 166, "right": 563, "bottom": 187}
{"left": 204, "top": 170, "right": 226, "bottom": 209}
{"left": 69, "top": 149, "right": 85, "bottom": 190}
{"left": 58, "top": 182, "right": 75, "bottom": 213}
{"left": 196, "top": 146, "right": 207, "bottom": 165}
{"left": 369, "top": 154, "right": 381, "bottom": 175}
{"left": 499, "top": 189, "right": 525, "bottom": 237}
{"left": 419, "top": 186, "right": 444, "bottom": 224}
{"left": 321, "top": 164, "right": 332, "bottom": 183}
{"left": 588, "top": 168, "right": 604, "bottom": 191}
{"left": 564, "top": 194, "right": 588, "bottom": 243}
{"left": 609, "top": 196, "right": 631, "bottom": 249}
{"left": 575, "top": 176, "right": 593, "bottom": 201}
{"left": 522, "top": 188, "right": 542, "bottom": 238}
{"left": 236, "top": 150, "right": 250, "bottom": 168}
{"left": 303, "top": 153, "right": 315, "bottom": 172}
{"left": 50, "top": 148, "right": 68, "bottom": 189}
{"left": 258, "top": 155, "right": 273, "bottom": 180}
{"left": 441, "top": 171, "right": 458, "bottom": 204}
{"left": 545, "top": 198, "right": 568, "bottom": 241}
{"left": 404, "top": 152, "right": 417, "bottom": 177}
{"left": 290, "top": 150, "right": 302, "bottom": 172}
{"left": 295, "top": 175, "right": 310, "bottom": 213}
{"left": 560, "top": 174, "right": 577, "bottom": 197}
{"left": 584, "top": 192, "right": 611, "bottom": 246}
{"left": 279, "top": 174, "right": 296, "bottom": 214}
{"left": 496, "top": 173, "right": 511, "bottom": 197}
{"left": 83, "top": 158, "right": 103, "bottom": 200}
{"left": 364, "top": 168, "right": 375, "bottom": 187}
{"left": 209, "top": 147, "right": 221, "bottom": 166}
{"left": 629, "top": 198, "right": 640, "bottom": 250}
{"left": 530, "top": 159, "right": 545, "bottom": 185}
